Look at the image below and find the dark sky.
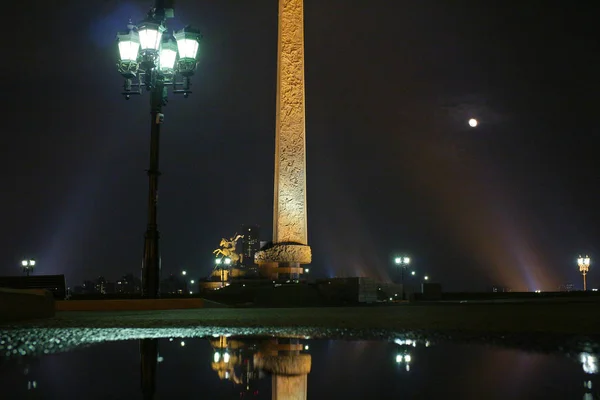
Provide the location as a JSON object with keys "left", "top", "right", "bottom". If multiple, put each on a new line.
{"left": 2, "top": 0, "right": 599, "bottom": 291}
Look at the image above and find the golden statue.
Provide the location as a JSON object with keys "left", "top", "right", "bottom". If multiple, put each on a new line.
{"left": 212, "top": 234, "right": 244, "bottom": 265}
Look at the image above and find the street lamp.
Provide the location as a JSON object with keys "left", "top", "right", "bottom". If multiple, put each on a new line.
{"left": 424, "top": 275, "right": 429, "bottom": 281}
{"left": 21, "top": 259, "right": 36, "bottom": 277}
{"left": 116, "top": 2, "right": 202, "bottom": 299}
{"left": 394, "top": 256, "right": 411, "bottom": 284}
{"left": 578, "top": 255, "right": 591, "bottom": 291}
{"left": 182, "top": 270, "right": 187, "bottom": 276}
{"left": 394, "top": 256, "right": 411, "bottom": 300}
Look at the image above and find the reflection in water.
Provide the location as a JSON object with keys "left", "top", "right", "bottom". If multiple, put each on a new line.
{"left": 1, "top": 332, "right": 600, "bottom": 399}
{"left": 208, "top": 336, "right": 311, "bottom": 399}
{"left": 140, "top": 339, "right": 158, "bottom": 400}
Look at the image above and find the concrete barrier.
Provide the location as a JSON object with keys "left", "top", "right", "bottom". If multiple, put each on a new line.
{"left": 0, "top": 287, "right": 55, "bottom": 323}
{"left": 56, "top": 298, "right": 206, "bottom": 311}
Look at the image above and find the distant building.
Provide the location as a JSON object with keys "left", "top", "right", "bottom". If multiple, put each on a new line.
{"left": 559, "top": 283, "right": 575, "bottom": 292}
{"left": 241, "top": 225, "right": 260, "bottom": 267}
{"left": 116, "top": 273, "right": 141, "bottom": 294}
{"left": 492, "top": 286, "right": 512, "bottom": 293}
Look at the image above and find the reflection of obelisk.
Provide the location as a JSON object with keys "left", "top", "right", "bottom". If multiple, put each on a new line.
{"left": 254, "top": 339, "right": 311, "bottom": 400}
{"left": 255, "top": 0, "right": 312, "bottom": 279}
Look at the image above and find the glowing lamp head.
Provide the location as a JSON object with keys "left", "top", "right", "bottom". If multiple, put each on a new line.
{"left": 469, "top": 118, "right": 478, "bottom": 127}
{"left": 403, "top": 257, "right": 410, "bottom": 264}
{"left": 394, "top": 257, "right": 401, "bottom": 265}
{"left": 174, "top": 27, "right": 202, "bottom": 76}
{"left": 137, "top": 20, "right": 165, "bottom": 52}
{"left": 411, "top": 271, "right": 416, "bottom": 276}
{"left": 117, "top": 28, "right": 140, "bottom": 62}
{"left": 158, "top": 36, "right": 178, "bottom": 72}
{"left": 224, "top": 258, "right": 232, "bottom": 265}
{"left": 21, "top": 260, "right": 28, "bottom": 267}
{"left": 215, "top": 258, "right": 222, "bottom": 265}
{"left": 424, "top": 276, "right": 429, "bottom": 280}
{"left": 29, "top": 260, "right": 36, "bottom": 266}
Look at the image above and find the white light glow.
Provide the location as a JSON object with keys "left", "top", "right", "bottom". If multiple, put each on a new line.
{"left": 581, "top": 353, "right": 598, "bottom": 374}
{"left": 118, "top": 40, "right": 140, "bottom": 62}
{"left": 469, "top": 118, "right": 478, "bottom": 127}
{"left": 404, "top": 355, "right": 412, "bottom": 363}
{"left": 394, "top": 257, "right": 401, "bottom": 264}
{"left": 176, "top": 38, "right": 199, "bottom": 59}
{"left": 139, "top": 28, "right": 163, "bottom": 51}
{"left": 213, "top": 352, "right": 220, "bottom": 363}
{"left": 224, "top": 258, "right": 231, "bottom": 265}
{"left": 223, "top": 353, "right": 230, "bottom": 363}
{"left": 21, "top": 260, "right": 28, "bottom": 267}
{"left": 216, "top": 258, "right": 222, "bottom": 265}
{"left": 180, "top": 341, "right": 185, "bottom": 347}
{"left": 159, "top": 48, "right": 177, "bottom": 71}
{"left": 411, "top": 271, "right": 415, "bottom": 275}
{"left": 424, "top": 276, "right": 429, "bottom": 280}
{"left": 304, "top": 345, "right": 309, "bottom": 350}
{"left": 396, "top": 354, "right": 403, "bottom": 363}
{"left": 403, "top": 257, "right": 410, "bottom": 264}
{"left": 182, "top": 271, "right": 187, "bottom": 275}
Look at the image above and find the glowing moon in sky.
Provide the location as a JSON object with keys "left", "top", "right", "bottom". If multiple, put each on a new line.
{"left": 468, "top": 118, "right": 478, "bottom": 127}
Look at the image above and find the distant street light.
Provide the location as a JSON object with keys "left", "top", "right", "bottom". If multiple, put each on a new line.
{"left": 305, "top": 268, "right": 310, "bottom": 273}
{"left": 224, "top": 258, "right": 232, "bottom": 266}
{"left": 115, "top": 2, "right": 202, "bottom": 299}
{"left": 411, "top": 271, "right": 416, "bottom": 276}
{"left": 190, "top": 280, "right": 195, "bottom": 284}
{"left": 468, "top": 118, "right": 478, "bottom": 127}
{"left": 182, "top": 270, "right": 187, "bottom": 276}
{"left": 424, "top": 276, "right": 429, "bottom": 281}
{"left": 21, "top": 259, "right": 36, "bottom": 277}
{"left": 578, "top": 255, "right": 591, "bottom": 291}
{"left": 215, "top": 258, "right": 222, "bottom": 265}
{"left": 394, "top": 256, "right": 411, "bottom": 300}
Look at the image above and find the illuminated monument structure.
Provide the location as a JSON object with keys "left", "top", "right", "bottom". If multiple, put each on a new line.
{"left": 255, "top": 0, "right": 312, "bottom": 281}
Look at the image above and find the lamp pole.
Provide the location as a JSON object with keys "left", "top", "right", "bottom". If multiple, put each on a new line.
{"left": 116, "top": 2, "right": 201, "bottom": 298}
{"left": 578, "top": 255, "right": 591, "bottom": 291}
{"left": 394, "top": 256, "right": 411, "bottom": 299}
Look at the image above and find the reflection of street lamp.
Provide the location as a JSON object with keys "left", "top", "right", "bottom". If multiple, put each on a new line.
{"left": 116, "top": 4, "right": 202, "bottom": 299}
{"left": 578, "top": 255, "right": 591, "bottom": 291}
{"left": 21, "top": 259, "right": 36, "bottom": 277}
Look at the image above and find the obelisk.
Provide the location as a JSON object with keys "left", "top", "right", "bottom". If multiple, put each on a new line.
{"left": 255, "top": 0, "right": 311, "bottom": 279}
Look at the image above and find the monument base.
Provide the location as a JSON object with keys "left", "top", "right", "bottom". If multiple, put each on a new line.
{"left": 255, "top": 243, "right": 311, "bottom": 281}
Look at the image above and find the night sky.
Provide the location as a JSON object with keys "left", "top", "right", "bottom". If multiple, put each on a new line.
{"left": 3, "top": 0, "right": 599, "bottom": 291}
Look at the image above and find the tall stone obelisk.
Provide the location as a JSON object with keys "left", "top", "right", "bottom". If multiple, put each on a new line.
{"left": 255, "top": 0, "right": 311, "bottom": 279}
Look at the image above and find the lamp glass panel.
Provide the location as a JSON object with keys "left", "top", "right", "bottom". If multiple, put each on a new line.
{"left": 118, "top": 40, "right": 140, "bottom": 62}
{"left": 139, "top": 28, "right": 162, "bottom": 51}
{"left": 159, "top": 48, "right": 177, "bottom": 70}
{"left": 176, "top": 38, "right": 199, "bottom": 59}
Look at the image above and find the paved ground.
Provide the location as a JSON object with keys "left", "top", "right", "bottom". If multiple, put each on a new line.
{"left": 3, "top": 302, "right": 600, "bottom": 335}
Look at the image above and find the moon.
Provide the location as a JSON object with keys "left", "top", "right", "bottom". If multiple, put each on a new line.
{"left": 468, "top": 118, "right": 478, "bottom": 127}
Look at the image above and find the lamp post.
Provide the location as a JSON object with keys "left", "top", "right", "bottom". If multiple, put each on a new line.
{"left": 116, "top": 2, "right": 202, "bottom": 299}
{"left": 21, "top": 259, "right": 36, "bottom": 277}
{"left": 394, "top": 256, "right": 410, "bottom": 300}
{"left": 578, "top": 255, "right": 591, "bottom": 291}
{"left": 394, "top": 256, "right": 411, "bottom": 285}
